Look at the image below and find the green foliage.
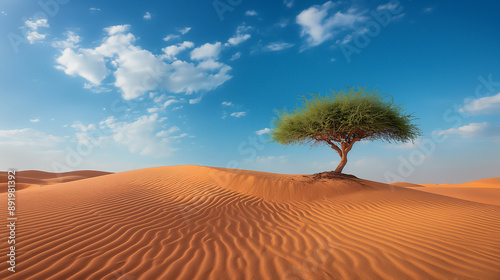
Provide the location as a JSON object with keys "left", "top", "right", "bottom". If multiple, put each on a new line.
{"left": 270, "top": 87, "right": 421, "bottom": 147}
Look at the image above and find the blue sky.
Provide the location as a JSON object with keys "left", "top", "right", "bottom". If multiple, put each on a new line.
{"left": 0, "top": 0, "right": 499, "bottom": 184}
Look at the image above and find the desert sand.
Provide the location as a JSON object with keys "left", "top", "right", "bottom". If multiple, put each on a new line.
{"left": 393, "top": 178, "right": 500, "bottom": 206}
{"left": 1, "top": 166, "right": 499, "bottom": 279}
{"left": 0, "top": 170, "right": 112, "bottom": 192}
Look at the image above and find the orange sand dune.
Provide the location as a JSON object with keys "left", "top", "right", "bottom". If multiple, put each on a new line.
{"left": 0, "top": 170, "right": 112, "bottom": 192}
{"left": 421, "top": 177, "right": 500, "bottom": 188}
{"left": 0, "top": 166, "right": 499, "bottom": 279}
{"left": 395, "top": 178, "right": 500, "bottom": 206}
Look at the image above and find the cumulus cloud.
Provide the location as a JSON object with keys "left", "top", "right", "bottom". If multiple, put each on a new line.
{"left": 255, "top": 128, "right": 272, "bottom": 135}
{"left": 52, "top": 31, "right": 80, "bottom": 49}
{"left": 190, "top": 42, "right": 222, "bottom": 60}
{"left": 30, "top": 118, "right": 40, "bottom": 123}
{"left": 264, "top": 42, "right": 294, "bottom": 51}
{"left": 435, "top": 122, "right": 500, "bottom": 139}
{"left": 24, "top": 18, "right": 49, "bottom": 44}
{"left": 104, "top": 24, "right": 131, "bottom": 35}
{"left": 162, "top": 41, "right": 194, "bottom": 59}
{"left": 296, "top": 1, "right": 368, "bottom": 48}
{"left": 55, "top": 48, "right": 108, "bottom": 85}
{"left": 54, "top": 25, "right": 232, "bottom": 100}
{"left": 97, "top": 114, "right": 178, "bottom": 156}
{"left": 459, "top": 92, "right": 500, "bottom": 115}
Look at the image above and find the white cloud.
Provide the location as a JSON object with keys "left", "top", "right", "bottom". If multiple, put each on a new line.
{"left": 143, "top": 12, "right": 152, "bottom": 20}
{"left": 222, "top": 101, "right": 233, "bottom": 106}
{"left": 52, "top": 31, "right": 81, "bottom": 49}
{"left": 264, "top": 42, "right": 294, "bottom": 51}
{"left": 99, "top": 114, "right": 177, "bottom": 156}
{"left": 104, "top": 24, "right": 131, "bottom": 35}
{"left": 435, "top": 122, "right": 500, "bottom": 139}
{"left": 30, "top": 118, "right": 40, "bottom": 123}
{"left": 90, "top": 7, "right": 101, "bottom": 12}
{"left": 296, "top": 1, "right": 368, "bottom": 48}
{"left": 0, "top": 128, "right": 63, "bottom": 147}
{"left": 230, "top": 52, "right": 242, "bottom": 61}
{"left": 189, "top": 95, "right": 203, "bottom": 104}
{"left": 284, "top": 0, "right": 294, "bottom": 8}
{"left": 156, "top": 126, "right": 180, "bottom": 137}
{"left": 55, "top": 48, "right": 108, "bottom": 85}
{"left": 245, "top": 10, "right": 258, "bottom": 16}
{"left": 226, "top": 25, "right": 252, "bottom": 47}
{"left": 162, "top": 41, "right": 194, "bottom": 59}
{"left": 163, "top": 34, "right": 180, "bottom": 42}
{"left": 1, "top": 11, "right": 7, "bottom": 16}
{"left": 83, "top": 83, "right": 111, "bottom": 93}
{"left": 230, "top": 111, "right": 246, "bottom": 118}
{"left": 24, "top": 18, "right": 49, "bottom": 44}
{"left": 180, "top": 27, "right": 191, "bottom": 35}
{"left": 54, "top": 26, "right": 232, "bottom": 100}
{"left": 459, "top": 92, "right": 500, "bottom": 115}
{"left": 163, "top": 99, "right": 179, "bottom": 108}
{"left": 377, "top": 2, "right": 399, "bottom": 11}
{"left": 227, "top": 33, "right": 251, "bottom": 46}
{"left": 255, "top": 128, "right": 272, "bottom": 135}
{"left": 190, "top": 42, "right": 222, "bottom": 60}
{"left": 163, "top": 27, "right": 191, "bottom": 42}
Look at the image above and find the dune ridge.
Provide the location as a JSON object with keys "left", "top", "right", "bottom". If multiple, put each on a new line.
{"left": 0, "top": 165, "right": 499, "bottom": 279}
{"left": 0, "top": 170, "right": 112, "bottom": 192}
{"left": 395, "top": 178, "right": 500, "bottom": 206}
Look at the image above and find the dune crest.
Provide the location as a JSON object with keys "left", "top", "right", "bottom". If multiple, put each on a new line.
{"left": 0, "top": 166, "right": 499, "bottom": 279}
{"left": 0, "top": 170, "right": 112, "bottom": 192}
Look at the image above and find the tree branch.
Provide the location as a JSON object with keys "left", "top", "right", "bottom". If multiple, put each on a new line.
{"left": 325, "top": 139, "right": 342, "bottom": 156}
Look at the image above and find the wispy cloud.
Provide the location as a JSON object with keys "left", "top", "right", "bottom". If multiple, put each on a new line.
{"left": 255, "top": 128, "right": 272, "bottom": 135}
{"left": 143, "top": 11, "right": 152, "bottom": 20}
{"left": 245, "top": 10, "right": 258, "bottom": 16}
{"left": 264, "top": 42, "right": 294, "bottom": 52}
{"left": 24, "top": 18, "right": 49, "bottom": 44}
{"left": 230, "top": 111, "right": 246, "bottom": 118}
{"left": 284, "top": 0, "right": 294, "bottom": 8}
{"left": 222, "top": 101, "right": 234, "bottom": 106}
{"left": 30, "top": 118, "right": 40, "bottom": 123}
{"left": 459, "top": 92, "right": 500, "bottom": 115}
{"left": 434, "top": 122, "right": 500, "bottom": 139}
{"left": 226, "top": 25, "right": 252, "bottom": 46}
{"left": 296, "top": 1, "right": 368, "bottom": 48}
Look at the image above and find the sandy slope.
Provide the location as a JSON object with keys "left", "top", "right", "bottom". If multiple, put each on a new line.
{"left": 0, "top": 170, "right": 112, "bottom": 192}
{"left": 394, "top": 178, "right": 500, "bottom": 206}
{"left": 0, "top": 166, "right": 499, "bottom": 279}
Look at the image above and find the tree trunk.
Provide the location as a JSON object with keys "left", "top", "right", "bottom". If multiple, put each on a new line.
{"left": 334, "top": 154, "right": 348, "bottom": 173}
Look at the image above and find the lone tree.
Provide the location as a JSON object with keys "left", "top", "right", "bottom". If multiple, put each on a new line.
{"left": 270, "top": 87, "right": 421, "bottom": 173}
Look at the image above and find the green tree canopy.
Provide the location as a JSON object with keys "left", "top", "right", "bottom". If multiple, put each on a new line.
{"left": 270, "top": 87, "right": 421, "bottom": 173}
